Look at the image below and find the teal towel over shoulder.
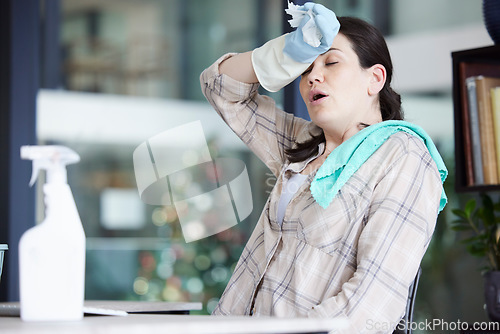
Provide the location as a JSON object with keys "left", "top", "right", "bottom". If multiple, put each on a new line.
{"left": 310, "top": 120, "right": 448, "bottom": 212}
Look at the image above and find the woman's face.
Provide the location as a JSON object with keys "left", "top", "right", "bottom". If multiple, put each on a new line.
{"left": 299, "top": 33, "right": 375, "bottom": 132}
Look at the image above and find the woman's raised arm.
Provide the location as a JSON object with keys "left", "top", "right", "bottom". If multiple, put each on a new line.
{"left": 219, "top": 51, "right": 259, "bottom": 84}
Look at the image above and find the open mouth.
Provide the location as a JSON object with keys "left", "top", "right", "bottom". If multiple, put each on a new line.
{"left": 309, "top": 90, "right": 328, "bottom": 103}
{"left": 313, "top": 93, "right": 327, "bottom": 101}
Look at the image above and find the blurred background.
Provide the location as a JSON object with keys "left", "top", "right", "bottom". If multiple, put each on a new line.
{"left": 2, "top": 0, "right": 496, "bottom": 331}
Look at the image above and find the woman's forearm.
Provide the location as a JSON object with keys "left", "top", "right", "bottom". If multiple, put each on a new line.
{"left": 218, "top": 51, "right": 259, "bottom": 84}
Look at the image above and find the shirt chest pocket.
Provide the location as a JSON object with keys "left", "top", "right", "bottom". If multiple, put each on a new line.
{"left": 295, "top": 196, "right": 352, "bottom": 256}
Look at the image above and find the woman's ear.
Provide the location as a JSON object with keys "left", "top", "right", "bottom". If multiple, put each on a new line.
{"left": 367, "top": 64, "right": 386, "bottom": 96}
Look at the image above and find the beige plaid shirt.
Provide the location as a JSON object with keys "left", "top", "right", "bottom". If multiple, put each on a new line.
{"left": 200, "top": 54, "right": 443, "bottom": 333}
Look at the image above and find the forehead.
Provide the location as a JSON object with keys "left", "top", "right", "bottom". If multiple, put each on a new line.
{"left": 328, "top": 33, "right": 355, "bottom": 56}
{"left": 324, "top": 33, "right": 362, "bottom": 67}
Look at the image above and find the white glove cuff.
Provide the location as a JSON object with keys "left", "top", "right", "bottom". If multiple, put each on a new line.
{"left": 251, "top": 34, "right": 311, "bottom": 92}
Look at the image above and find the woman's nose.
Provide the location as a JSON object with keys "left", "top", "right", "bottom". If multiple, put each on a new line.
{"left": 307, "top": 65, "right": 324, "bottom": 85}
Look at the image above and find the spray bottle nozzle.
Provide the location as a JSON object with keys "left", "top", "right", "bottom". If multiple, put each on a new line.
{"left": 21, "top": 145, "right": 80, "bottom": 187}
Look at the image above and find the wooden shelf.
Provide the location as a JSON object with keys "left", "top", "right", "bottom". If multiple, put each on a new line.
{"left": 452, "top": 44, "right": 500, "bottom": 192}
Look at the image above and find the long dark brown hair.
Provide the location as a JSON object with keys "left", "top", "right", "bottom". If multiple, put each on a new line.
{"left": 285, "top": 16, "right": 404, "bottom": 163}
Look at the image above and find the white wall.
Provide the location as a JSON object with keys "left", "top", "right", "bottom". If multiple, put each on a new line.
{"left": 391, "top": 0, "right": 483, "bottom": 35}
{"left": 37, "top": 89, "right": 246, "bottom": 150}
{"left": 387, "top": 24, "right": 492, "bottom": 94}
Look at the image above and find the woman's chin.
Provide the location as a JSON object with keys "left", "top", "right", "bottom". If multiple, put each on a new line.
{"left": 308, "top": 113, "right": 338, "bottom": 130}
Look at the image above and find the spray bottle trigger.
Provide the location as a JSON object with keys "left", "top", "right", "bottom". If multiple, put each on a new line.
{"left": 29, "top": 160, "right": 40, "bottom": 187}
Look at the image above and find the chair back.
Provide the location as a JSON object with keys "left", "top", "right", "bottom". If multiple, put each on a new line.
{"left": 393, "top": 267, "right": 422, "bottom": 334}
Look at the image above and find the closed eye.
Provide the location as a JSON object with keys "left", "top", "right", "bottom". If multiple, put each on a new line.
{"left": 301, "top": 62, "right": 338, "bottom": 76}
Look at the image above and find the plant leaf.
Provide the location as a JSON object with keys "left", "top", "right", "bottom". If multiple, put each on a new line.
{"left": 451, "top": 209, "right": 468, "bottom": 220}
{"left": 465, "top": 199, "right": 476, "bottom": 217}
{"left": 481, "top": 194, "right": 496, "bottom": 227}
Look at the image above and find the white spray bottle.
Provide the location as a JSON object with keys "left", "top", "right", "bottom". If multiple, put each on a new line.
{"left": 19, "top": 145, "right": 86, "bottom": 321}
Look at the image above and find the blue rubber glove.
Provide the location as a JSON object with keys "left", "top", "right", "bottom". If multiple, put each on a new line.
{"left": 283, "top": 2, "right": 340, "bottom": 63}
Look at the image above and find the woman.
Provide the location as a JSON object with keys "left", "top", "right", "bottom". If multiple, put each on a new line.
{"left": 200, "top": 3, "right": 447, "bottom": 333}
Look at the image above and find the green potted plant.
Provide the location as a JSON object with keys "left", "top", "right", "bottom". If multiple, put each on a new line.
{"left": 451, "top": 193, "right": 500, "bottom": 321}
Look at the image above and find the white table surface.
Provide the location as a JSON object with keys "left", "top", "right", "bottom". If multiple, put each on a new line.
{"left": 0, "top": 301, "right": 202, "bottom": 317}
{"left": 83, "top": 300, "right": 202, "bottom": 314}
{"left": 0, "top": 314, "right": 346, "bottom": 334}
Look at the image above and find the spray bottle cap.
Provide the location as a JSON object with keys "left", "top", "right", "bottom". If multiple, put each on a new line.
{"left": 20, "top": 145, "right": 80, "bottom": 186}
